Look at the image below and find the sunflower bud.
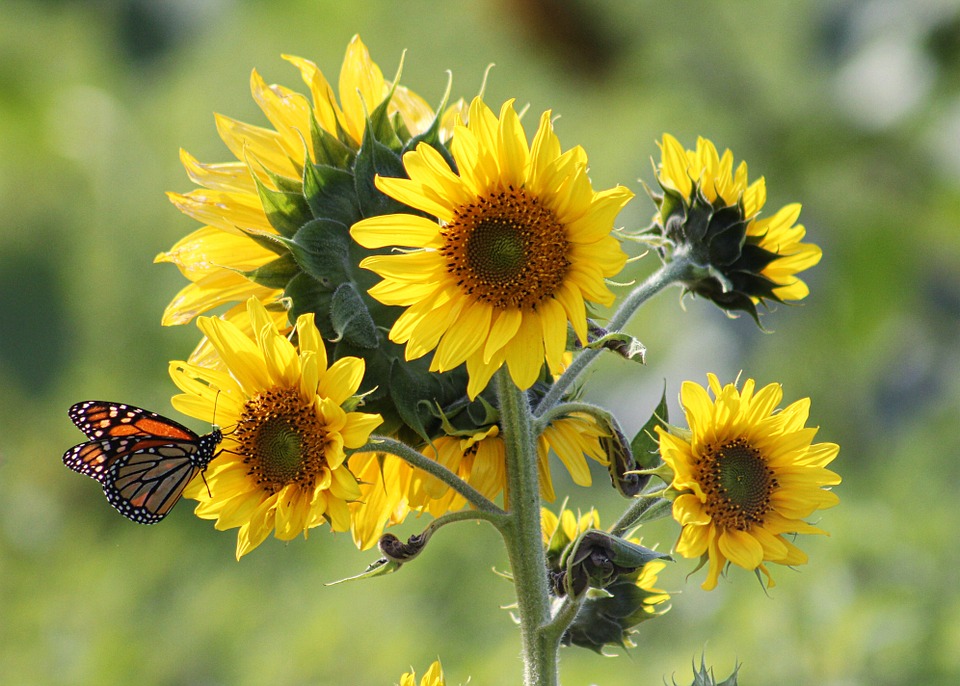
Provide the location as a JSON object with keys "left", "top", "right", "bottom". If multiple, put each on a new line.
{"left": 651, "top": 134, "right": 822, "bottom": 323}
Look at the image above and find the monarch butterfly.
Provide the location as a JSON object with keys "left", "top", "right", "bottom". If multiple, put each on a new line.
{"left": 62, "top": 400, "right": 223, "bottom": 524}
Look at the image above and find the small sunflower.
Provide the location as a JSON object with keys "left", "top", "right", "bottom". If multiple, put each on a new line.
{"left": 408, "top": 413, "right": 608, "bottom": 515}
{"left": 157, "top": 35, "right": 441, "bottom": 327}
{"left": 657, "top": 373, "right": 840, "bottom": 590}
{"left": 541, "top": 505, "right": 671, "bottom": 651}
{"left": 169, "top": 297, "right": 382, "bottom": 558}
{"left": 654, "top": 134, "right": 821, "bottom": 318}
{"left": 351, "top": 96, "right": 633, "bottom": 398}
{"left": 399, "top": 660, "right": 446, "bottom": 686}
{"left": 348, "top": 450, "right": 411, "bottom": 550}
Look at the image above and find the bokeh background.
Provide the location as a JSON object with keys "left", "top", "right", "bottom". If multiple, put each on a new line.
{"left": 2, "top": 1, "right": 960, "bottom": 684}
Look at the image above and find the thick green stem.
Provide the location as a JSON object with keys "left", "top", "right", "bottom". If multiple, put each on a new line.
{"left": 496, "top": 368, "right": 558, "bottom": 686}
{"left": 535, "top": 257, "right": 696, "bottom": 415}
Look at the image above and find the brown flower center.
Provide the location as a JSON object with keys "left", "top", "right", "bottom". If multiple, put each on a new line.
{"left": 696, "top": 437, "right": 777, "bottom": 530}
{"left": 440, "top": 185, "right": 570, "bottom": 310}
{"left": 234, "top": 387, "right": 327, "bottom": 494}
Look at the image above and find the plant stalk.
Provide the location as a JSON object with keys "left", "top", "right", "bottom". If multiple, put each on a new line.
{"left": 496, "top": 368, "right": 558, "bottom": 686}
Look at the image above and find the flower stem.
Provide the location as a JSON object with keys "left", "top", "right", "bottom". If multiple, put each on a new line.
{"left": 358, "top": 437, "right": 504, "bottom": 515}
{"left": 535, "top": 256, "right": 695, "bottom": 415}
{"left": 496, "top": 368, "right": 558, "bottom": 686}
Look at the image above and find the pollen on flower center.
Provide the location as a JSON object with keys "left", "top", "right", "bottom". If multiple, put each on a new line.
{"left": 234, "top": 387, "right": 328, "bottom": 494}
{"left": 697, "top": 437, "right": 777, "bottom": 530}
{"left": 441, "top": 186, "right": 570, "bottom": 310}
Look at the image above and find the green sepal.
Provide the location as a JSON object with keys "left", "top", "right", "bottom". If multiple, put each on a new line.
{"left": 285, "top": 273, "right": 335, "bottom": 335}
{"left": 365, "top": 90, "right": 405, "bottom": 153}
{"left": 329, "top": 282, "right": 379, "bottom": 349}
{"left": 238, "top": 226, "right": 295, "bottom": 258}
{"left": 288, "top": 218, "right": 352, "bottom": 288}
{"left": 242, "top": 252, "right": 300, "bottom": 289}
{"left": 302, "top": 161, "right": 362, "bottom": 227}
{"left": 630, "top": 385, "right": 668, "bottom": 471}
{"left": 354, "top": 129, "right": 409, "bottom": 219}
{"left": 402, "top": 117, "right": 457, "bottom": 172}
{"left": 252, "top": 172, "right": 312, "bottom": 238}
{"left": 562, "top": 578, "right": 668, "bottom": 652}
{"left": 309, "top": 113, "right": 356, "bottom": 169}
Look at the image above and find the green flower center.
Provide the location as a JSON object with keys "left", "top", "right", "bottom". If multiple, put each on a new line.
{"left": 235, "top": 387, "right": 328, "bottom": 494}
{"left": 442, "top": 185, "right": 570, "bottom": 310}
{"left": 698, "top": 437, "right": 777, "bottom": 530}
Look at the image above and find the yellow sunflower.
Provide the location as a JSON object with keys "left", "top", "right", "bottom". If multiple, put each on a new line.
{"left": 169, "top": 297, "right": 382, "bottom": 558}
{"left": 157, "top": 35, "right": 442, "bottom": 326}
{"left": 657, "top": 373, "right": 840, "bottom": 590}
{"left": 351, "top": 97, "right": 633, "bottom": 398}
{"left": 408, "top": 413, "right": 608, "bottom": 515}
{"left": 399, "top": 660, "right": 446, "bottom": 686}
{"left": 655, "top": 134, "right": 821, "bottom": 309}
{"left": 348, "top": 450, "right": 411, "bottom": 550}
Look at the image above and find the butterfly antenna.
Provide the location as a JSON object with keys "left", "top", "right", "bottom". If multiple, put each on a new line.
{"left": 211, "top": 388, "right": 222, "bottom": 430}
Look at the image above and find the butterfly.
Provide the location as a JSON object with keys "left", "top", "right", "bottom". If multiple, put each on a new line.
{"left": 62, "top": 400, "right": 223, "bottom": 524}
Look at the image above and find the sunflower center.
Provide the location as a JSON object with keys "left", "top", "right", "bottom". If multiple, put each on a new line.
{"left": 234, "top": 387, "right": 328, "bottom": 494}
{"left": 441, "top": 185, "right": 570, "bottom": 310}
{"left": 697, "top": 437, "right": 777, "bottom": 530}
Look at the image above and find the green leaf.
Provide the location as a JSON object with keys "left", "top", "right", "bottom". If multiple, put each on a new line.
{"left": 302, "top": 162, "right": 361, "bottom": 226}
{"left": 389, "top": 356, "right": 443, "bottom": 444}
{"left": 585, "top": 331, "right": 646, "bottom": 363}
{"left": 289, "top": 218, "right": 352, "bottom": 288}
{"left": 242, "top": 252, "right": 300, "bottom": 289}
{"left": 330, "top": 282, "right": 379, "bottom": 349}
{"left": 325, "top": 557, "right": 403, "bottom": 585}
{"left": 631, "top": 385, "right": 669, "bottom": 470}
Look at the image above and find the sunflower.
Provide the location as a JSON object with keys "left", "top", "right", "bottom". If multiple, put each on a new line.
{"left": 541, "top": 505, "right": 671, "bottom": 651}
{"left": 399, "top": 660, "right": 446, "bottom": 686}
{"left": 350, "top": 96, "right": 633, "bottom": 398}
{"left": 157, "top": 35, "right": 442, "bottom": 327}
{"left": 656, "top": 373, "right": 840, "bottom": 590}
{"left": 169, "top": 297, "right": 382, "bottom": 558}
{"left": 408, "top": 412, "right": 608, "bottom": 515}
{"left": 348, "top": 450, "right": 411, "bottom": 550}
{"left": 653, "top": 134, "right": 821, "bottom": 316}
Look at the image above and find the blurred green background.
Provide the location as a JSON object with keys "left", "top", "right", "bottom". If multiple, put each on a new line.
{"left": 2, "top": 0, "right": 959, "bottom": 683}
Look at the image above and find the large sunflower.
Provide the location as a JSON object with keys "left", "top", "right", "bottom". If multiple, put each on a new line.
{"left": 351, "top": 97, "right": 633, "bottom": 398}
{"left": 157, "top": 35, "right": 440, "bottom": 327}
{"left": 169, "top": 297, "right": 382, "bottom": 558}
{"left": 657, "top": 374, "right": 840, "bottom": 590}
{"left": 654, "top": 134, "right": 821, "bottom": 314}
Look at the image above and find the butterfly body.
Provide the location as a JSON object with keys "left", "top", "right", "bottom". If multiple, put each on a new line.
{"left": 63, "top": 401, "right": 222, "bottom": 524}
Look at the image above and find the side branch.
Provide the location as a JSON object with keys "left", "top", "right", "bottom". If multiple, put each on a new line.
{"left": 357, "top": 436, "right": 506, "bottom": 516}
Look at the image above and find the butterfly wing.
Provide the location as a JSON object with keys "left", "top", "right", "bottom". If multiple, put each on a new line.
{"left": 105, "top": 441, "right": 205, "bottom": 524}
{"left": 68, "top": 401, "right": 199, "bottom": 442}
